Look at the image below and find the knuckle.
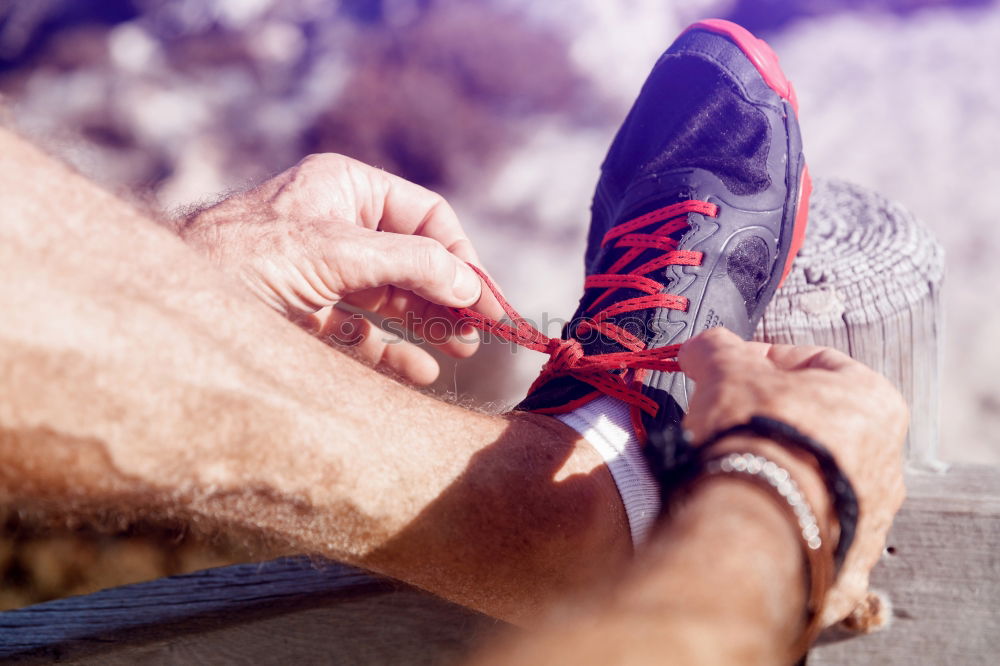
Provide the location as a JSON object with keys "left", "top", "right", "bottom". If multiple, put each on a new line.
{"left": 277, "top": 154, "right": 354, "bottom": 213}
{"left": 799, "top": 344, "right": 829, "bottom": 358}
{"left": 424, "top": 188, "right": 446, "bottom": 208}
{"left": 299, "top": 152, "right": 343, "bottom": 169}
{"left": 413, "top": 238, "right": 450, "bottom": 278}
{"left": 698, "top": 326, "right": 731, "bottom": 344}
{"left": 683, "top": 327, "right": 731, "bottom": 359}
{"left": 816, "top": 347, "right": 850, "bottom": 366}
{"left": 295, "top": 153, "right": 352, "bottom": 184}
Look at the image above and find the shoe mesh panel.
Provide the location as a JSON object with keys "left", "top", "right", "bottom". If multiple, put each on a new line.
{"left": 727, "top": 235, "right": 771, "bottom": 316}
{"left": 603, "top": 57, "right": 771, "bottom": 198}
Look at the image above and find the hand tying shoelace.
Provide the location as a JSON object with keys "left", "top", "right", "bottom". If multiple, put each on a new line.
{"left": 451, "top": 200, "right": 718, "bottom": 418}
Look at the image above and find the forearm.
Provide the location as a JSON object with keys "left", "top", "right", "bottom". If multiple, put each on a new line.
{"left": 0, "top": 127, "right": 629, "bottom": 621}
{"left": 623, "top": 482, "right": 805, "bottom": 665}
{"left": 472, "top": 470, "right": 808, "bottom": 666}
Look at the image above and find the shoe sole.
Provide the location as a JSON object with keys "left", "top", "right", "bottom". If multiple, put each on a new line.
{"left": 685, "top": 18, "right": 811, "bottom": 289}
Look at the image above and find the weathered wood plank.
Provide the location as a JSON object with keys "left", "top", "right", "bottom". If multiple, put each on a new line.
{"left": 0, "top": 556, "right": 500, "bottom": 664}
{"left": 811, "top": 465, "right": 1000, "bottom": 665}
{"left": 0, "top": 466, "right": 995, "bottom": 665}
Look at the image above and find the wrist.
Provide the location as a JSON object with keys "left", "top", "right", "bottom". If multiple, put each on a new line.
{"left": 636, "top": 474, "right": 808, "bottom": 664}
{"left": 707, "top": 434, "right": 833, "bottom": 535}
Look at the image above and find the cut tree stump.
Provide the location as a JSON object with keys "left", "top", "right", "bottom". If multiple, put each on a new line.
{"left": 756, "top": 179, "right": 945, "bottom": 468}
{"left": 1, "top": 180, "right": 993, "bottom": 666}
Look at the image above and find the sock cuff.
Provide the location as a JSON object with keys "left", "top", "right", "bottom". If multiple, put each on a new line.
{"left": 556, "top": 396, "right": 661, "bottom": 548}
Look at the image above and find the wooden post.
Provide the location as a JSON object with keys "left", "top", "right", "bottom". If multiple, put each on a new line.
{"left": 756, "top": 178, "right": 945, "bottom": 469}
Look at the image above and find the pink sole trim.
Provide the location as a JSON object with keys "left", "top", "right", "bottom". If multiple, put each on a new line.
{"left": 781, "top": 164, "right": 811, "bottom": 288}
{"left": 684, "top": 18, "right": 800, "bottom": 116}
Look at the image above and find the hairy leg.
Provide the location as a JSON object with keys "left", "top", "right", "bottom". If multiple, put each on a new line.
{"left": 0, "top": 128, "right": 629, "bottom": 623}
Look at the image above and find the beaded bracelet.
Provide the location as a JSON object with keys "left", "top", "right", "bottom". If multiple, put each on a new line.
{"left": 694, "top": 451, "right": 834, "bottom": 658}
{"left": 696, "top": 416, "right": 859, "bottom": 574}
{"left": 706, "top": 452, "right": 823, "bottom": 551}
{"left": 642, "top": 417, "right": 857, "bottom": 660}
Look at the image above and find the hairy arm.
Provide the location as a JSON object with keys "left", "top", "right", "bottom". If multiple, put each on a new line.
{"left": 473, "top": 475, "right": 809, "bottom": 666}
{"left": 0, "top": 127, "right": 629, "bottom": 622}
{"left": 471, "top": 329, "right": 906, "bottom": 664}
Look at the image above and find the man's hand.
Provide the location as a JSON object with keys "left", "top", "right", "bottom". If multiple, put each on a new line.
{"left": 679, "top": 327, "right": 908, "bottom": 625}
{"left": 180, "top": 153, "right": 499, "bottom": 385}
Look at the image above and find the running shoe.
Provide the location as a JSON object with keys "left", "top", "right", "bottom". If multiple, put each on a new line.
{"left": 457, "top": 19, "right": 810, "bottom": 464}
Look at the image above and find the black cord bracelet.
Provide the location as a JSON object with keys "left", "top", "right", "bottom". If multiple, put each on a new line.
{"left": 644, "top": 415, "right": 859, "bottom": 575}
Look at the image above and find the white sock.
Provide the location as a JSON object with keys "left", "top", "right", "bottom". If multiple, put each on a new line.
{"left": 556, "top": 395, "right": 661, "bottom": 548}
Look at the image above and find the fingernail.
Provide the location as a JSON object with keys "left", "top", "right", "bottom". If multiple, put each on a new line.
{"left": 452, "top": 265, "right": 482, "bottom": 305}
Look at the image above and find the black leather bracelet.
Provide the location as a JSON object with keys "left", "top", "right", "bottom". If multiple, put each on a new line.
{"left": 644, "top": 416, "right": 859, "bottom": 575}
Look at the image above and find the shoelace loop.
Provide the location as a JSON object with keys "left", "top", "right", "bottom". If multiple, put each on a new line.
{"left": 453, "top": 200, "right": 716, "bottom": 417}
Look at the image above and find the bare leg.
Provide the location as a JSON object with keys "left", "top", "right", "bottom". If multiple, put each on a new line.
{"left": 0, "top": 128, "right": 629, "bottom": 623}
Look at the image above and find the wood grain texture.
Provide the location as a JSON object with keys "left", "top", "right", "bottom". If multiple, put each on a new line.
{"left": 811, "top": 465, "right": 1000, "bottom": 665}
{"left": 0, "top": 556, "right": 501, "bottom": 664}
{"left": 756, "top": 179, "right": 945, "bottom": 467}
{"left": 0, "top": 467, "right": 994, "bottom": 665}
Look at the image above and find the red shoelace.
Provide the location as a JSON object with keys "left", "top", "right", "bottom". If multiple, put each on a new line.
{"left": 452, "top": 200, "right": 718, "bottom": 417}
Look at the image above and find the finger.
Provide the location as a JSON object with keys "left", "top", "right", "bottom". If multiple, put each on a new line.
{"left": 324, "top": 228, "right": 483, "bottom": 308}
{"left": 373, "top": 291, "right": 482, "bottom": 359}
{"left": 743, "top": 340, "right": 775, "bottom": 358}
{"left": 341, "top": 279, "right": 500, "bottom": 351}
{"left": 765, "top": 344, "right": 859, "bottom": 373}
{"left": 370, "top": 166, "right": 483, "bottom": 266}
{"left": 318, "top": 307, "right": 440, "bottom": 385}
{"left": 366, "top": 169, "right": 506, "bottom": 321}
{"left": 822, "top": 570, "right": 872, "bottom": 627}
{"left": 309, "top": 157, "right": 503, "bottom": 322}
{"left": 678, "top": 327, "right": 760, "bottom": 382}
{"left": 363, "top": 165, "right": 508, "bottom": 321}
{"left": 285, "top": 154, "right": 479, "bottom": 267}
{"left": 464, "top": 266, "right": 507, "bottom": 322}
{"left": 341, "top": 289, "right": 481, "bottom": 359}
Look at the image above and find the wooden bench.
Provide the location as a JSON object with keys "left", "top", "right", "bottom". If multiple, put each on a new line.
{"left": 2, "top": 180, "right": 995, "bottom": 665}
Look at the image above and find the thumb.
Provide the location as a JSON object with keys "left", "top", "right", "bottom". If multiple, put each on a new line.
{"left": 337, "top": 228, "right": 483, "bottom": 307}
{"left": 677, "top": 327, "right": 756, "bottom": 383}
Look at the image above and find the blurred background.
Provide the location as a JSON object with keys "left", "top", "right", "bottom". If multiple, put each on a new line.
{"left": 1, "top": 0, "right": 997, "bottom": 608}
